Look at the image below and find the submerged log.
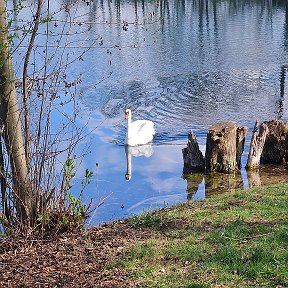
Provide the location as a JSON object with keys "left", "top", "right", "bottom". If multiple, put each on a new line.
{"left": 261, "top": 120, "right": 288, "bottom": 165}
{"left": 205, "top": 121, "right": 248, "bottom": 173}
{"left": 182, "top": 130, "right": 205, "bottom": 174}
{"left": 246, "top": 120, "right": 269, "bottom": 170}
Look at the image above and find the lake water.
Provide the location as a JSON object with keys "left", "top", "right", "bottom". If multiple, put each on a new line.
{"left": 10, "top": 0, "right": 288, "bottom": 225}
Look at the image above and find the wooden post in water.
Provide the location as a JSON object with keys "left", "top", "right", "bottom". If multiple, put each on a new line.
{"left": 246, "top": 120, "right": 269, "bottom": 170}
{"left": 205, "top": 121, "right": 248, "bottom": 173}
{"left": 182, "top": 130, "right": 205, "bottom": 174}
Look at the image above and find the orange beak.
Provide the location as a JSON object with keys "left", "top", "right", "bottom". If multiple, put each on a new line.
{"left": 125, "top": 112, "right": 129, "bottom": 120}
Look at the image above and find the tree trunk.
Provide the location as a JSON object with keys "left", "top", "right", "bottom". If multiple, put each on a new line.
{"left": 246, "top": 120, "right": 269, "bottom": 170}
{"left": 205, "top": 121, "right": 248, "bottom": 173}
{"left": 0, "top": 0, "right": 32, "bottom": 229}
{"left": 261, "top": 120, "right": 288, "bottom": 165}
{"left": 182, "top": 130, "right": 205, "bottom": 174}
{"left": 236, "top": 126, "right": 248, "bottom": 168}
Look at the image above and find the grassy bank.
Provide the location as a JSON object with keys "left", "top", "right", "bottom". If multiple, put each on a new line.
{"left": 1, "top": 184, "right": 288, "bottom": 287}
{"left": 111, "top": 183, "right": 288, "bottom": 287}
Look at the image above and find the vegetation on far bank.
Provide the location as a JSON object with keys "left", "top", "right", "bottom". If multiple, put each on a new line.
{"left": 1, "top": 183, "right": 288, "bottom": 287}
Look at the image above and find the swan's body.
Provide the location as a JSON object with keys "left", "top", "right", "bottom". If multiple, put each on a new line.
{"left": 125, "top": 109, "right": 155, "bottom": 146}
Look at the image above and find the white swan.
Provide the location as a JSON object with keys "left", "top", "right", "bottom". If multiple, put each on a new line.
{"left": 125, "top": 109, "right": 156, "bottom": 146}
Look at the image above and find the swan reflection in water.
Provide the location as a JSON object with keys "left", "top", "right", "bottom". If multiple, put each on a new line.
{"left": 125, "top": 144, "right": 153, "bottom": 180}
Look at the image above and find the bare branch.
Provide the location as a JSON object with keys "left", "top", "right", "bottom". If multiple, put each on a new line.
{"left": 22, "top": 0, "right": 43, "bottom": 164}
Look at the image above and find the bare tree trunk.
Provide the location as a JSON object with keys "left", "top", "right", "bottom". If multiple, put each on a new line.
{"left": 246, "top": 120, "right": 269, "bottom": 170}
{"left": 0, "top": 1, "right": 32, "bottom": 229}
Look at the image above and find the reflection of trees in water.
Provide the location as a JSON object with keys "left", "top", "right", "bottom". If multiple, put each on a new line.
{"left": 71, "top": 0, "right": 288, "bottom": 125}
{"left": 277, "top": 2, "right": 288, "bottom": 119}
{"left": 72, "top": 0, "right": 288, "bottom": 25}
{"left": 277, "top": 65, "right": 286, "bottom": 119}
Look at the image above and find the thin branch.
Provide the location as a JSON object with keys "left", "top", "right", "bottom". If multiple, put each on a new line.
{"left": 22, "top": 0, "right": 43, "bottom": 164}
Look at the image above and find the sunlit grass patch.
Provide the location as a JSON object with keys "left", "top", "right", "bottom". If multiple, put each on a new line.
{"left": 128, "top": 210, "right": 170, "bottom": 229}
{"left": 163, "top": 238, "right": 206, "bottom": 262}
{"left": 130, "top": 264, "right": 211, "bottom": 288}
{"left": 119, "top": 183, "right": 288, "bottom": 287}
{"left": 129, "top": 240, "right": 160, "bottom": 260}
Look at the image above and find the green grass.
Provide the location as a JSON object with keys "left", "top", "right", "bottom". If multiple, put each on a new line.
{"left": 111, "top": 183, "right": 288, "bottom": 287}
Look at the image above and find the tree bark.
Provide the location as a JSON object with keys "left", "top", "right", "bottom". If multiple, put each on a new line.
{"left": 205, "top": 121, "right": 248, "bottom": 173}
{"left": 261, "top": 120, "right": 288, "bottom": 165}
{"left": 0, "top": 1, "right": 32, "bottom": 228}
{"left": 236, "top": 126, "right": 248, "bottom": 168}
{"left": 246, "top": 120, "right": 269, "bottom": 170}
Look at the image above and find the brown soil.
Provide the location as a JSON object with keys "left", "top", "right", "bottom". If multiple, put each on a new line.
{"left": 0, "top": 221, "right": 151, "bottom": 287}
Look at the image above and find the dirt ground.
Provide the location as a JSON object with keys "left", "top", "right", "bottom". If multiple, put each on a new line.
{"left": 0, "top": 221, "right": 149, "bottom": 287}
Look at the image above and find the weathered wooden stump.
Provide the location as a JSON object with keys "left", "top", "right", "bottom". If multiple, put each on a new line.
{"left": 205, "top": 121, "right": 248, "bottom": 173}
{"left": 182, "top": 130, "right": 205, "bottom": 174}
{"left": 246, "top": 120, "right": 269, "bottom": 170}
{"left": 183, "top": 122, "right": 248, "bottom": 174}
{"left": 261, "top": 120, "right": 288, "bottom": 165}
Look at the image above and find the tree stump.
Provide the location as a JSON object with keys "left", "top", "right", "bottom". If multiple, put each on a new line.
{"left": 246, "top": 120, "right": 269, "bottom": 170}
{"left": 261, "top": 120, "right": 288, "bottom": 165}
{"left": 205, "top": 121, "right": 248, "bottom": 173}
{"left": 182, "top": 130, "right": 205, "bottom": 174}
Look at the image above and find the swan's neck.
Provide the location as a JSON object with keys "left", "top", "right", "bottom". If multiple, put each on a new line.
{"left": 126, "top": 113, "right": 132, "bottom": 141}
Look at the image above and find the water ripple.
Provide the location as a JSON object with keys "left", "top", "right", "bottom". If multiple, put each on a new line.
{"left": 81, "top": 68, "right": 282, "bottom": 145}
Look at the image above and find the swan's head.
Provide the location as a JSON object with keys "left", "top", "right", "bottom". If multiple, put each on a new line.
{"left": 125, "top": 173, "right": 131, "bottom": 181}
{"left": 125, "top": 109, "right": 131, "bottom": 120}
